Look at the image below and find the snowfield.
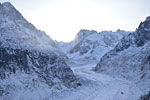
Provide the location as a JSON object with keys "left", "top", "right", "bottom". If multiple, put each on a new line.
{"left": 0, "top": 64, "right": 143, "bottom": 100}
{"left": 0, "top": 2, "right": 149, "bottom": 100}
{"left": 46, "top": 64, "right": 142, "bottom": 100}
{"left": 72, "top": 65, "right": 142, "bottom": 100}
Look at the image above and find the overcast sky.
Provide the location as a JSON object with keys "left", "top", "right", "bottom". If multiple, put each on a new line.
{"left": 1, "top": 0, "right": 150, "bottom": 42}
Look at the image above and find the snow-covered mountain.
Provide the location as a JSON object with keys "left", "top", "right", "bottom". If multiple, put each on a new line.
{"left": 0, "top": 2, "right": 79, "bottom": 100}
{"left": 95, "top": 16, "right": 150, "bottom": 93}
{"left": 1, "top": 1, "right": 150, "bottom": 100}
{"left": 58, "top": 29, "right": 128, "bottom": 65}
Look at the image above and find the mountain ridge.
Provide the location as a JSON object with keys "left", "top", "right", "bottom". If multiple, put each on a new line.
{"left": 1, "top": 1, "right": 150, "bottom": 100}
{"left": 0, "top": 2, "right": 79, "bottom": 100}
{"left": 95, "top": 16, "right": 150, "bottom": 93}
{"left": 58, "top": 29, "right": 129, "bottom": 66}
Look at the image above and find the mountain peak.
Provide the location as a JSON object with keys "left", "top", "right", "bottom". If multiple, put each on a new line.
{"left": 145, "top": 16, "right": 150, "bottom": 21}
{"left": 138, "top": 16, "right": 150, "bottom": 31}
{"left": 77, "top": 29, "right": 97, "bottom": 38}
{"left": 0, "top": 2, "right": 24, "bottom": 21}
{"left": 0, "top": 2, "right": 15, "bottom": 11}
{"left": 2, "top": 2, "right": 13, "bottom": 7}
{"left": 79, "top": 29, "right": 97, "bottom": 33}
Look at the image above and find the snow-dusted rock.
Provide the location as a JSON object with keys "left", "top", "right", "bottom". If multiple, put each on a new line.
{"left": 0, "top": 2, "right": 79, "bottom": 100}
{"left": 59, "top": 29, "right": 128, "bottom": 65}
{"left": 0, "top": 2, "right": 65, "bottom": 54}
{"left": 95, "top": 16, "right": 150, "bottom": 92}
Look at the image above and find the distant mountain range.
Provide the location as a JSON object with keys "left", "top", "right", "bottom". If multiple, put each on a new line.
{"left": 0, "top": 1, "right": 150, "bottom": 100}
{"left": 57, "top": 29, "right": 129, "bottom": 65}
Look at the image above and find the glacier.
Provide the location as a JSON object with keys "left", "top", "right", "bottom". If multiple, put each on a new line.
{"left": 0, "top": 1, "right": 150, "bottom": 100}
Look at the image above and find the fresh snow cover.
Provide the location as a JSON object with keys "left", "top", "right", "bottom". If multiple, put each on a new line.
{"left": 95, "top": 16, "right": 150, "bottom": 96}
{"left": 0, "top": 2, "right": 63, "bottom": 55}
{"left": 1, "top": 64, "right": 142, "bottom": 100}
{"left": 0, "top": 1, "right": 149, "bottom": 100}
{"left": 58, "top": 29, "right": 129, "bottom": 65}
{"left": 0, "top": 2, "right": 79, "bottom": 100}
{"left": 37, "top": 64, "right": 142, "bottom": 100}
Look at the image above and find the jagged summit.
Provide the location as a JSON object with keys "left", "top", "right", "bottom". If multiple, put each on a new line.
{"left": 1, "top": 2, "right": 14, "bottom": 9}
{"left": 145, "top": 16, "right": 150, "bottom": 21}
{"left": 74, "top": 29, "right": 127, "bottom": 43}
{"left": 78, "top": 29, "right": 97, "bottom": 35}
{"left": 0, "top": 2, "right": 25, "bottom": 21}
{"left": 138, "top": 16, "right": 150, "bottom": 31}
{"left": 74, "top": 29, "right": 97, "bottom": 41}
{"left": 0, "top": 2, "right": 59, "bottom": 52}
{"left": 134, "top": 16, "right": 150, "bottom": 46}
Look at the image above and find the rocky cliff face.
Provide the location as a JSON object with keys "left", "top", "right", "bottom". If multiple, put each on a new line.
{"left": 0, "top": 2, "right": 79, "bottom": 100}
{"left": 95, "top": 16, "right": 150, "bottom": 92}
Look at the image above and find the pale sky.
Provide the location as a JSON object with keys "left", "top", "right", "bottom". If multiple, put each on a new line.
{"left": 1, "top": 0, "right": 150, "bottom": 42}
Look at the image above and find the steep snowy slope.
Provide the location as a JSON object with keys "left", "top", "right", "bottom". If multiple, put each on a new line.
{"left": 0, "top": 2, "right": 66, "bottom": 55}
{"left": 95, "top": 16, "right": 150, "bottom": 93}
{"left": 59, "top": 29, "right": 128, "bottom": 65}
{"left": 0, "top": 2, "right": 79, "bottom": 100}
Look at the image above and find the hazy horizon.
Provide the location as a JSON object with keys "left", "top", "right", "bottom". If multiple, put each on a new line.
{"left": 1, "top": 0, "right": 150, "bottom": 42}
